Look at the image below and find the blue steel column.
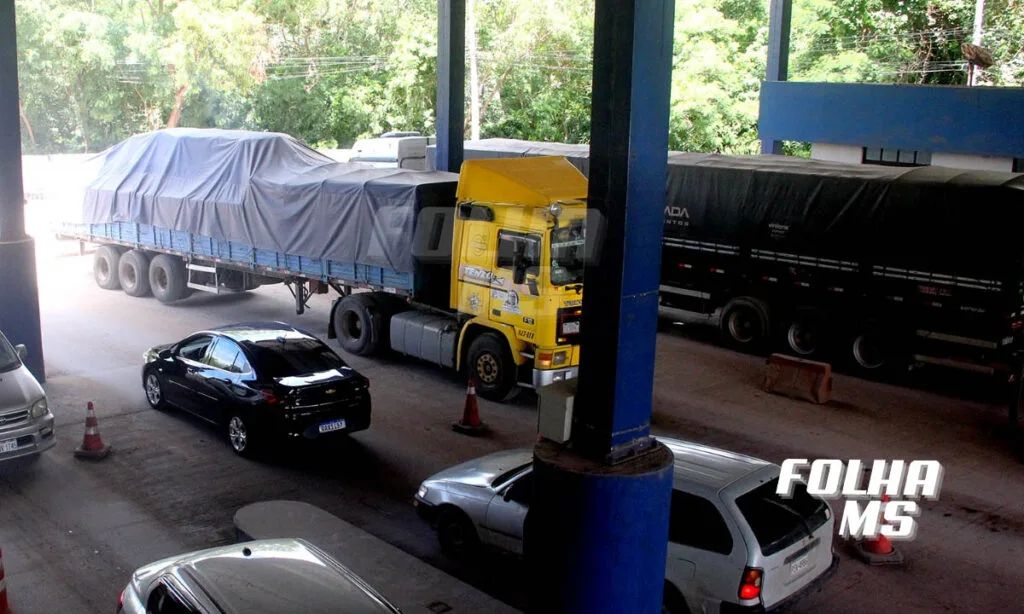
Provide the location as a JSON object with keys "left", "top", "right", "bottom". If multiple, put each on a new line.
{"left": 0, "top": 1, "right": 45, "bottom": 382}
{"left": 762, "top": 0, "right": 792, "bottom": 155}
{"left": 528, "top": 1, "right": 675, "bottom": 612}
{"left": 435, "top": 0, "right": 464, "bottom": 172}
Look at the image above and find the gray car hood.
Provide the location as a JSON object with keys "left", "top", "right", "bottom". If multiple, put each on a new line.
{"left": 0, "top": 364, "right": 44, "bottom": 413}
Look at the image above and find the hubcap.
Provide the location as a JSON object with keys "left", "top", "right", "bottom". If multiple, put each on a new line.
{"left": 229, "top": 416, "right": 247, "bottom": 452}
{"left": 853, "top": 333, "right": 885, "bottom": 369}
{"left": 124, "top": 266, "right": 136, "bottom": 286}
{"left": 343, "top": 311, "right": 363, "bottom": 339}
{"left": 727, "top": 308, "right": 759, "bottom": 343}
{"left": 154, "top": 268, "right": 168, "bottom": 291}
{"left": 788, "top": 320, "right": 819, "bottom": 355}
{"left": 476, "top": 353, "right": 499, "bottom": 385}
{"left": 145, "top": 374, "right": 161, "bottom": 405}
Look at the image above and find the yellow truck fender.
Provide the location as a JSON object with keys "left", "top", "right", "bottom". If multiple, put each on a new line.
{"left": 456, "top": 317, "right": 531, "bottom": 371}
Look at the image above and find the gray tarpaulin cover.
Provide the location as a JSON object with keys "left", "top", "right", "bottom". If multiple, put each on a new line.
{"left": 81, "top": 129, "right": 460, "bottom": 274}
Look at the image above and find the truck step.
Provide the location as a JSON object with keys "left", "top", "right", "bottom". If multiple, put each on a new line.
{"left": 186, "top": 263, "right": 218, "bottom": 273}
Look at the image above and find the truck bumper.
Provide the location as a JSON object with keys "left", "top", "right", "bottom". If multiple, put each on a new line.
{"left": 532, "top": 366, "right": 578, "bottom": 388}
{"left": 0, "top": 414, "right": 56, "bottom": 463}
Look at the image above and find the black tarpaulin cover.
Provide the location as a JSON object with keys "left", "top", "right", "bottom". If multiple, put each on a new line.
{"left": 81, "top": 129, "right": 460, "bottom": 274}
{"left": 665, "top": 152, "right": 1024, "bottom": 278}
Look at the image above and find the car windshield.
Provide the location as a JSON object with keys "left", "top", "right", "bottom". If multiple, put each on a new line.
{"left": 0, "top": 332, "right": 21, "bottom": 373}
{"left": 734, "top": 478, "right": 829, "bottom": 557}
{"left": 490, "top": 463, "right": 533, "bottom": 489}
{"left": 550, "top": 220, "right": 585, "bottom": 286}
{"left": 242, "top": 338, "right": 346, "bottom": 378}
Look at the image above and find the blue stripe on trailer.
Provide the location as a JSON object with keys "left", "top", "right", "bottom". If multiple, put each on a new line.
{"left": 64, "top": 222, "right": 414, "bottom": 293}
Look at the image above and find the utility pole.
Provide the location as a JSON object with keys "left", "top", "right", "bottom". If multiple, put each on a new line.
{"left": 467, "top": 0, "right": 480, "bottom": 140}
{"left": 970, "top": 0, "right": 986, "bottom": 86}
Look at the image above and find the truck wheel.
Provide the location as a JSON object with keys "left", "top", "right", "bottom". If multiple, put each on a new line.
{"left": 785, "top": 308, "right": 828, "bottom": 358}
{"left": 467, "top": 333, "right": 516, "bottom": 401}
{"left": 149, "top": 254, "right": 188, "bottom": 304}
{"left": 93, "top": 245, "right": 124, "bottom": 290}
{"left": 333, "top": 293, "right": 382, "bottom": 356}
{"left": 720, "top": 298, "right": 769, "bottom": 350}
{"left": 118, "top": 250, "right": 152, "bottom": 297}
{"left": 851, "top": 322, "right": 888, "bottom": 372}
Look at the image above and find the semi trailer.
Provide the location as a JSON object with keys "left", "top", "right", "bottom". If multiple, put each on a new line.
{"left": 435, "top": 138, "right": 1024, "bottom": 425}
{"left": 57, "top": 129, "right": 588, "bottom": 401}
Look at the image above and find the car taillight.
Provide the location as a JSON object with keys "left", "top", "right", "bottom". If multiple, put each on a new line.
{"left": 118, "top": 588, "right": 125, "bottom": 612}
{"left": 738, "top": 567, "right": 762, "bottom": 601}
{"left": 259, "top": 389, "right": 280, "bottom": 404}
{"left": 361, "top": 376, "right": 370, "bottom": 390}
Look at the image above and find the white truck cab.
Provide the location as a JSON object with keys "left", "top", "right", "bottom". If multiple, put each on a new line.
{"left": 349, "top": 132, "right": 435, "bottom": 170}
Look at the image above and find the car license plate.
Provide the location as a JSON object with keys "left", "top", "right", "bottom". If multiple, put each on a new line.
{"left": 318, "top": 419, "right": 346, "bottom": 434}
{"left": 0, "top": 438, "right": 18, "bottom": 453}
{"left": 790, "top": 555, "right": 810, "bottom": 576}
{"left": 562, "top": 321, "right": 580, "bottom": 334}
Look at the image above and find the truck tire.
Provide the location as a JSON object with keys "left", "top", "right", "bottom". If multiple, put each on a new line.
{"left": 785, "top": 308, "right": 828, "bottom": 358}
{"left": 720, "top": 297, "right": 770, "bottom": 350}
{"left": 466, "top": 333, "right": 517, "bottom": 401}
{"left": 149, "top": 254, "right": 189, "bottom": 304}
{"left": 850, "top": 320, "right": 888, "bottom": 372}
{"left": 333, "top": 293, "right": 383, "bottom": 356}
{"left": 118, "top": 250, "right": 152, "bottom": 297}
{"left": 93, "top": 245, "right": 124, "bottom": 290}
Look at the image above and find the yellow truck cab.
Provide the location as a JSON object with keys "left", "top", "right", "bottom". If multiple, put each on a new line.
{"left": 450, "top": 157, "right": 587, "bottom": 398}
{"left": 329, "top": 155, "right": 588, "bottom": 401}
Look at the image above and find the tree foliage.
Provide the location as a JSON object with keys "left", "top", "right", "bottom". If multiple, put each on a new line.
{"left": 15, "top": 0, "right": 1024, "bottom": 155}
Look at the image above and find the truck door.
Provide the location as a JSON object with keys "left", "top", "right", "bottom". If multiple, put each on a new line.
{"left": 490, "top": 230, "right": 541, "bottom": 343}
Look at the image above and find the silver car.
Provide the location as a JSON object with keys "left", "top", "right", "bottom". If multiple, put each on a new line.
{"left": 0, "top": 330, "right": 54, "bottom": 463}
{"left": 414, "top": 437, "right": 838, "bottom": 613}
{"left": 117, "top": 538, "right": 402, "bottom": 614}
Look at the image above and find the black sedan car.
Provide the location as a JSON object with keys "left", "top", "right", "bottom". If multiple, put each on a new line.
{"left": 141, "top": 322, "right": 370, "bottom": 456}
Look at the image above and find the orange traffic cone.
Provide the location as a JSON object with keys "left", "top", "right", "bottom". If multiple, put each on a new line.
{"left": 74, "top": 401, "right": 112, "bottom": 460}
{"left": 453, "top": 378, "right": 488, "bottom": 436}
{"left": 852, "top": 494, "right": 904, "bottom": 566}
{"left": 0, "top": 547, "right": 10, "bottom": 614}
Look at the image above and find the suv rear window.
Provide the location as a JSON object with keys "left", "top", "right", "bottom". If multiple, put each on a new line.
{"left": 243, "top": 338, "right": 346, "bottom": 378}
{"left": 734, "top": 478, "right": 829, "bottom": 557}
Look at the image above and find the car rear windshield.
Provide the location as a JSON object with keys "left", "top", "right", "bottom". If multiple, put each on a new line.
{"left": 243, "top": 338, "right": 346, "bottom": 378}
{"left": 735, "top": 478, "right": 829, "bottom": 557}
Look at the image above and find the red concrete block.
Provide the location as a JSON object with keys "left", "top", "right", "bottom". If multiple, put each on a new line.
{"left": 762, "top": 353, "right": 833, "bottom": 404}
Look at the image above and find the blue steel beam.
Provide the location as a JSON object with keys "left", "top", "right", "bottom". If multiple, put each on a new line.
{"left": 0, "top": 1, "right": 45, "bottom": 381}
{"left": 435, "top": 0, "right": 465, "bottom": 173}
{"left": 762, "top": 0, "right": 792, "bottom": 155}
{"left": 527, "top": 2, "right": 676, "bottom": 612}
{"left": 572, "top": 0, "right": 675, "bottom": 462}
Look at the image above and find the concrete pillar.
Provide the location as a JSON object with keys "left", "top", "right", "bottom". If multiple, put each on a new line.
{"left": 435, "top": 0, "right": 465, "bottom": 173}
{"left": 528, "top": 1, "right": 675, "bottom": 612}
{"left": 0, "top": 0, "right": 44, "bottom": 382}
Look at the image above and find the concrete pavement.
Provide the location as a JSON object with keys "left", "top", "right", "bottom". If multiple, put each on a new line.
{"left": 0, "top": 200, "right": 1022, "bottom": 613}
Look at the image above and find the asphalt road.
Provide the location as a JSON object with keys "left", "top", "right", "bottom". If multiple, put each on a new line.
{"left": 2, "top": 207, "right": 1023, "bottom": 613}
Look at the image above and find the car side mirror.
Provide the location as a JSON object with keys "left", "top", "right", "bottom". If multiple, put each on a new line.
{"left": 14, "top": 344, "right": 26, "bottom": 361}
{"left": 158, "top": 348, "right": 173, "bottom": 360}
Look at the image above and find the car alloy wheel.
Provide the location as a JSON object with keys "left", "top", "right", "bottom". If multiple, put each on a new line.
{"left": 145, "top": 373, "right": 163, "bottom": 407}
{"left": 229, "top": 416, "right": 249, "bottom": 454}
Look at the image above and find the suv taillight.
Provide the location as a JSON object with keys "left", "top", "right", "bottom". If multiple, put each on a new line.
{"left": 738, "top": 567, "right": 762, "bottom": 601}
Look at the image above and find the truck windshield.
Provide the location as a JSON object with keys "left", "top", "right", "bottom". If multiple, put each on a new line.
{"left": 550, "top": 221, "right": 585, "bottom": 286}
{"left": 0, "top": 334, "right": 20, "bottom": 373}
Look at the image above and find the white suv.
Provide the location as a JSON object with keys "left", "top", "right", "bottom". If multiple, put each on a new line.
{"left": 0, "top": 330, "right": 54, "bottom": 463}
{"left": 414, "top": 437, "right": 838, "bottom": 613}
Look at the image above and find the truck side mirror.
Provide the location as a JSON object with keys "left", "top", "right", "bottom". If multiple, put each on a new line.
{"left": 14, "top": 344, "right": 26, "bottom": 361}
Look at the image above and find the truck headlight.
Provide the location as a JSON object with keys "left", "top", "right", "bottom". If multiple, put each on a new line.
{"left": 30, "top": 397, "right": 48, "bottom": 418}
{"left": 552, "top": 351, "right": 568, "bottom": 366}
